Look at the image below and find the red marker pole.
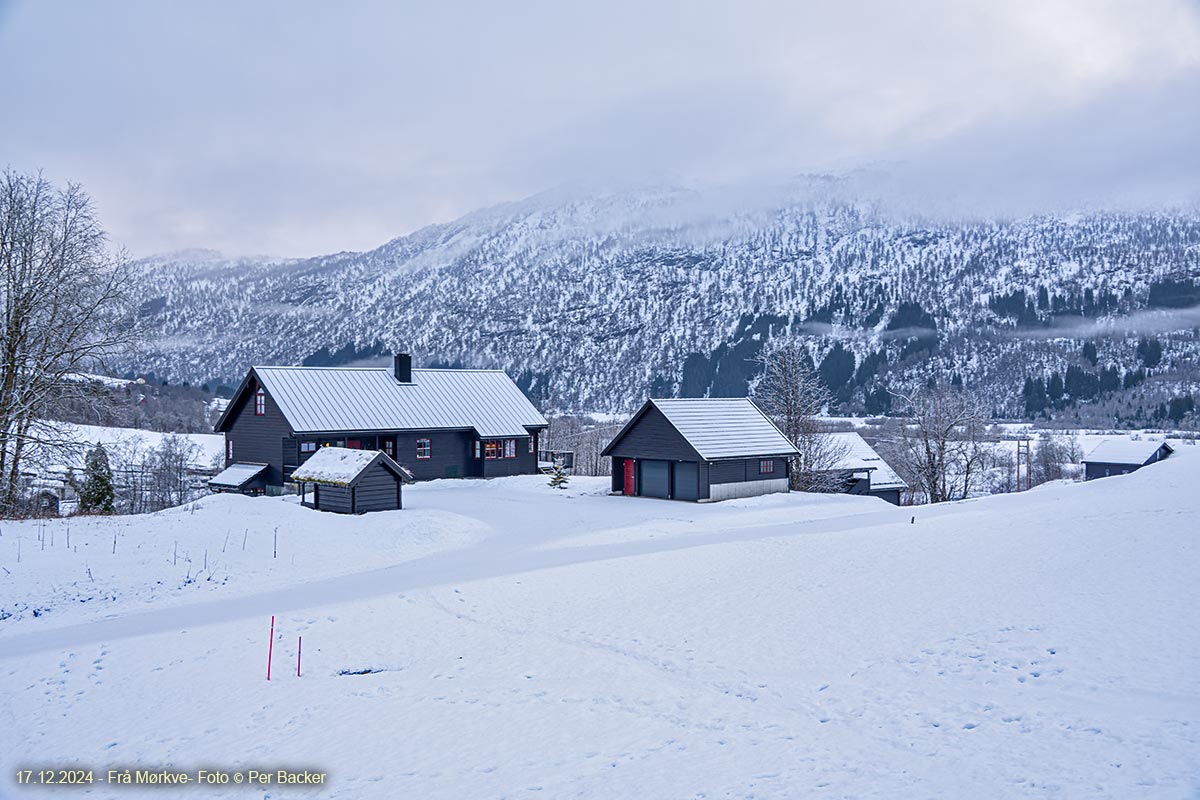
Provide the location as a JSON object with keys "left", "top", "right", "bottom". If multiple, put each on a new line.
{"left": 267, "top": 615, "right": 275, "bottom": 681}
{"left": 297, "top": 636, "right": 302, "bottom": 677}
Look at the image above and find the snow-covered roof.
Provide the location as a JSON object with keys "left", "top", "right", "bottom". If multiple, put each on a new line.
{"left": 649, "top": 398, "right": 799, "bottom": 460}
{"left": 1083, "top": 438, "right": 1173, "bottom": 466}
{"left": 209, "top": 462, "right": 268, "bottom": 488}
{"left": 231, "top": 367, "right": 547, "bottom": 438}
{"left": 827, "top": 432, "right": 907, "bottom": 491}
{"left": 289, "top": 446, "right": 412, "bottom": 486}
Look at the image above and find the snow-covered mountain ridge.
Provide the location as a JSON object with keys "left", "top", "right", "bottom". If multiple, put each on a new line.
{"left": 127, "top": 182, "right": 1200, "bottom": 417}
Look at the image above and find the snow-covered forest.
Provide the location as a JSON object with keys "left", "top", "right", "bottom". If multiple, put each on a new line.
{"left": 128, "top": 183, "right": 1200, "bottom": 424}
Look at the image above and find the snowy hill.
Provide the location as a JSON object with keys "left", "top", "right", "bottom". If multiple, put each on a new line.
{"left": 2, "top": 455, "right": 1198, "bottom": 797}
{"left": 128, "top": 181, "right": 1200, "bottom": 419}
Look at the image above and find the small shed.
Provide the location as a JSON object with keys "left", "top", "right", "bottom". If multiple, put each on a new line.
{"left": 209, "top": 463, "right": 270, "bottom": 495}
{"left": 826, "top": 432, "right": 907, "bottom": 505}
{"left": 1081, "top": 438, "right": 1174, "bottom": 481}
{"left": 602, "top": 398, "right": 799, "bottom": 502}
{"left": 290, "top": 447, "right": 413, "bottom": 514}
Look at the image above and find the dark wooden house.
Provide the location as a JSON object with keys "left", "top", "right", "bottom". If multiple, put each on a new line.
{"left": 824, "top": 432, "right": 907, "bottom": 505}
{"left": 213, "top": 354, "right": 548, "bottom": 494}
{"left": 1081, "top": 438, "right": 1173, "bottom": 481}
{"left": 290, "top": 446, "right": 412, "bottom": 513}
{"left": 601, "top": 398, "right": 799, "bottom": 502}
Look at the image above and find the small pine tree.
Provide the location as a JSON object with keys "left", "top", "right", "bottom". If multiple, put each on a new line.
{"left": 79, "top": 443, "right": 116, "bottom": 514}
{"left": 548, "top": 457, "right": 570, "bottom": 490}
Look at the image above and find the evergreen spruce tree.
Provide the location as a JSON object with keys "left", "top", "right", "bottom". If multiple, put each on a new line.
{"left": 79, "top": 443, "right": 116, "bottom": 514}
{"left": 548, "top": 457, "right": 570, "bottom": 490}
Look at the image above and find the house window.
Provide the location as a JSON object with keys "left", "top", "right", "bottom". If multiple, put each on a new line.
{"left": 485, "top": 441, "right": 500, "bottom": 459}
{"left": 254, "top": 387, "right": 266, "bottom": 416}
{"left": 504, "top": 439, "right": 517, "bottom": 458}
{"left": 383, "top": 439, "right": 395, "bottom": 457}
{"left": 299, "top": 441, "right": 317, "bottom": 454}
{"left": 759, "top": 459, "right": 775, "bottom": 474}
{"left": 416, "top": 438, "right": 431, "bottom": 459}
{"left": 474, "top": 440, "right": 481, "bottom": 459}
{"left": 528, "top": 434, "right": 536, "bottom": 453}
{"left": 226, "top": 440, "right": 233, "bottom": 460}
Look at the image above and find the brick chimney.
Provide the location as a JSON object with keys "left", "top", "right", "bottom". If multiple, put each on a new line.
{"left": 393, "top": 353, "right": 412, "bottom": 383}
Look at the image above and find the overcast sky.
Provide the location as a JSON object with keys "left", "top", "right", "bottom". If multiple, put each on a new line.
{"left": 1, "top": 0, "right": 1198, "bottom": 258}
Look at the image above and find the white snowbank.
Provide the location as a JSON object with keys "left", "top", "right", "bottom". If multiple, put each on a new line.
{"left": 1, "top": 461, "right": 1197, "bottom": 798}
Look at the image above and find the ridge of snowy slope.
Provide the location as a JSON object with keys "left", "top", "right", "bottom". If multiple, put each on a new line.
{"left": 2, "top": 456, "right": 1198, "bottom": 798}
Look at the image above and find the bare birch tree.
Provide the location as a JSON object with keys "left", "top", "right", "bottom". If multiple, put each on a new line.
{"left": 0, "top": 170, "right": 137, "bottom": 515}
{"left": 752, "top": 343, "right": 849, "bottom": 492}
{"left": 888, "top": 386, "right": 993, "bottom": 503}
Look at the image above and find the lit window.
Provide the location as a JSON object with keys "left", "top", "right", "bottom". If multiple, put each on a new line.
{"left": 504, "top": 439, "right": 516, "bottom": 458}
{"left": 254, "top": 387, "right": 266, "bottom": 416}
{"left": 226, "top": 440, "right": 233, "bottom": 460}
{"left": 299, "top": 441, "right": 317, "bottom": 454}
{"left": 416, "top": 439, "right": 431, "bottom": 459}
{"left": 759, "top": 459, "right": 775, "bottom": 474}
{"left": 485, "top": 441, "right": 500, "bottom": 459}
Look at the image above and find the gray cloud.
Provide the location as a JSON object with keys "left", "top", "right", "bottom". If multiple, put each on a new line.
{"left": 1, "top": 0, "right": 1198, "bottom": 257}
{"left": 1007, "top": 306, "right": 1200, "bottom": 340}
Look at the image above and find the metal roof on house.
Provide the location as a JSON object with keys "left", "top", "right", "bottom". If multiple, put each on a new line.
{"left": 1082, "top": 438, "right": 1173, "bottom": 466}
{"left": 250, "top": 367, "right": 548, "bottom": 438}
{"left": 649, "top": 398, "right": 800, "bottom": 460}
{"left": 827, "top": 432, "right": 907, "bottom": 491}
{"left": 209, "top": 462, "right": 268, "bottom": 489}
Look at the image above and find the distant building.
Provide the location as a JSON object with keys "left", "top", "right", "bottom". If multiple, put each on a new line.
{"left": 824, "top": 432, "right": 907, "bottom": 505}
{"left": 290, "top": 446, "right": 413, "bottom": 514}
{"left": 601, "top": 398, "right": 799, "bottom": 502}
{"left": 213, "top": 354, "right": 548, "bottom": 493}
{"left": 1081, "top": 439, "right": 1173, "bottom": 481}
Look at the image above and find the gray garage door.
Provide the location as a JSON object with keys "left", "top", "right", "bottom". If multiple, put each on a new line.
{"left": 640, "top": 460, "right": 670, "bottom": 499}
{"left": 672, "top": 461, "right": 699, "bottom": 501}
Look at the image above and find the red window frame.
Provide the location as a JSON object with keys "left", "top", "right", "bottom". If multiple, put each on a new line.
{"left": 484, "top": 441, "right": 500, "bottom": 459}
{"left": 759, "top": 459, "right": 775, "bottom": 474}
{"left": 416, "top": 438, "right": 432, "bottom": 459}
{"left": 254, "top": 387, "right": 266, "bottom": 416}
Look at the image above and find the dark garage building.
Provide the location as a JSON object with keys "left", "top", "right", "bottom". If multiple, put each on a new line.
{"left": 290, "top": 446, "right": 414, "bottom": 514}
{"left": 602, "top": 398, "right": 799, "bottom": 502}
{"left": 1081, "top": 438, "right": 1174, "bottom": 481}
{"left": 213, "top": 354, "right": 548, "bottom": 493}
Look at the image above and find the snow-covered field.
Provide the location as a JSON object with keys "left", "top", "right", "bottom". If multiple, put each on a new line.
{"left": 59, "top": 422, "right": 225, "bottom": 467}
{"left": 2, "top": 457, "right": 1198, "bottom": 798}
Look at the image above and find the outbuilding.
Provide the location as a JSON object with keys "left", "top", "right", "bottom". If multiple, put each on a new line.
{"left": 602, "top": 398, "right": 799, "bottom": 502}
{"left": 824, "top": 432, "right": 907, "bottom": 505}
{"left": 208, "top": 462, "right": 269, "bottom": 495}
{"left": 1081, "top": 438, "right": 1173, "bottom": 481}
{"left": 290, "top": 446, "right": 414, "bottom": 513}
